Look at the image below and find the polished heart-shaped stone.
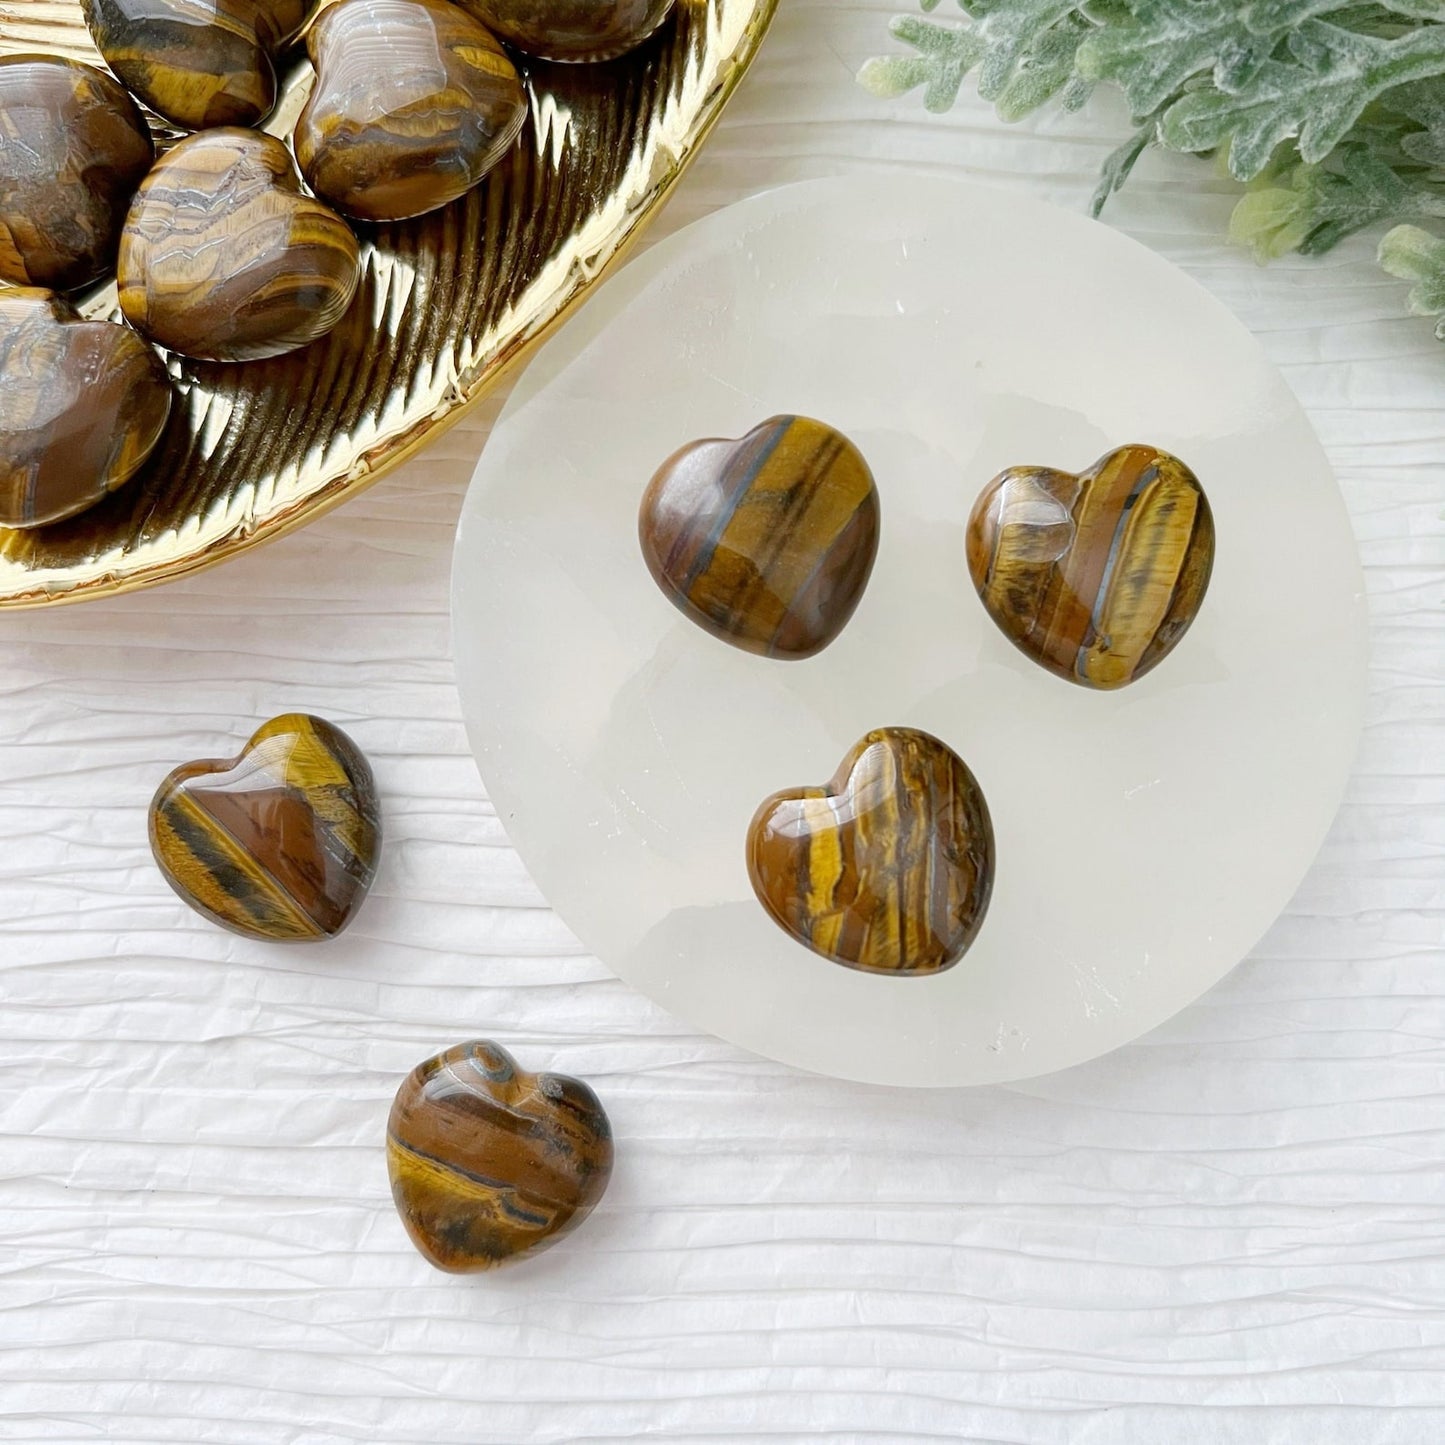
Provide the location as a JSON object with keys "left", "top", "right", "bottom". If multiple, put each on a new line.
{"left": 748, "top": 728, "right": 994, "bottom": 976}
{"left": 388, "top": 1040, "right": 614, "bottom": 1272}
{"left": 83, "top": 0, "right": 308, "bottom": 130}
{"left": 639, "top": 414, "right": 880, "bottom": 660}
{"left": 117, "top": 129, "right": 360, "bottom": 363}
{"left": 0, "top": 57, "right": 153, "bottom": 293}
{"left": 967, "top": 444, "right": 1215, "bottom": 691}
{"left": 295, "top": 0, "right": 526, "bottom": 222}
{"left": 458, "top": 0, "right": 675, "bottom": 61}
{"left": 149, "top": 713, "right": 381, "bottom": 942}
{"left": 0, "top": 288, "right": 172, "bottom": 529}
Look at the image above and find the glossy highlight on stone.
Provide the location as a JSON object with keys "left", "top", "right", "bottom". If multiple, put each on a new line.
{"left": 0, "top": 57, "right": 154, "bottom": 293}
{"left": 747, "top": 727, "right": 994, "bottom": 976}
{"left": 388, "top": 1040, "right": 614, "bottom": 1272}
{"left": 149, "top": 713, "right": 381, "bottom": 942}
{"left": 0, "top": 288, "right": 172, "bottom": 529}
{"left": 118, "top": 129, "right": 360, "bottom": 363}
{"left": 639, "top": 414, "right": 880, "bottom": 660}
{"left": 295, "top": 0, "right": 526, "bottom": 223}
{"left": 82, "top": 0, "right": 308, "bottom": 130}
{"left": 458, "top": 0, "right": 675, "bottom": 61}
{"left": 967, "top": 444, "right": 1215, "bottom": 691}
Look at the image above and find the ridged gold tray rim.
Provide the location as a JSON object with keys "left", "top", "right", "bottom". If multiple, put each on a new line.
{"left": 0, "top": 0, "right": 777, "bottom": 607}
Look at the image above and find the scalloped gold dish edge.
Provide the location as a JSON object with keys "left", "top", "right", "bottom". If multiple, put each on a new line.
{"left": 0, "top": 0, "right": 777, "bottom": 607}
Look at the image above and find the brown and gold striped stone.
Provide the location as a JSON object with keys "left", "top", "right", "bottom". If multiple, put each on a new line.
{"left": 638, "top": 415, "right": 880, "bottom": 660}
{"left": 295, "top": 0, "right": 526, "bottom": 223}
{"left": 82, "top": 0, "right": 308, "bottom": 131}
{"left": 747, "top": 727, "right": 994, "bottom": 976}
{"left": 457, "top": 0, "right": 676, "bottom": 61}
{"left": 966, "top": 444, "right": 1215, "bottom": 691}
{"left": 0, "top": 288, "right": 172, "bottom": 528}
{"left": 0, "top": 57, "right": 154, "bottom": 293}
{"left": 117, "top": 129, "right": 360, "bottom": 363}
{"left": 149, "top": 713, "right": 381, "bottom": 942}
{"left": 387, "top": 1040, "right": 614, "bottom": 1272}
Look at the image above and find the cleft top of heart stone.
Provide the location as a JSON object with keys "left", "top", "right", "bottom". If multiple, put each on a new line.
{"left": 966, "top": 443, "right": 1215, "bottom": 691}
{"left": 638, "top": 414, "right": 881, "bottom": 660}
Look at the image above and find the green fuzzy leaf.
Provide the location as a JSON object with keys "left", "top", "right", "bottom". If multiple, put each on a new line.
{"left": 858, "top": 17, "right": 987, "bottom": 110}
{"left": 1230, "top": 142, "right": 1445, "bottom": 258}
{"left": 858, "top": 1, "right": 1095, "bottom": 120}
{"left": 861, "top": 0, "right": 1445, "bottom": 342}
{"left": 1379, "top": 223, "right": 1445, "bottom": 336}
{"left": 1090, "top": 115, "right": 1160, "bottom": 215}
{"left": 970, "top": 0, "right": 1081, "bottom": 100}
{"left": 1160, "top": 21, "right": 1445, "bottom": 178}
{"left": 1389, "top": 77, "right": 1445, "bottom": 163}
{"left": 1230, "top": 185, "right": 1319, "bottom": 258}
{"left": 991, "top": 11, "right": 1097, "bottom": 117}
{"left": 1244, "top": 0, "right": 1440, "bottom": 29}
{"left": 1077, "top": 0, "right": 1303, "bottom": 118}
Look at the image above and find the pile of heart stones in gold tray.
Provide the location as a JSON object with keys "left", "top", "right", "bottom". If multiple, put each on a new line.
{"left": 0, "top": 0, "right": 677, "bottom": 528}
{"left": 137, "top": 415, "right": 1214, "bottom": 1271}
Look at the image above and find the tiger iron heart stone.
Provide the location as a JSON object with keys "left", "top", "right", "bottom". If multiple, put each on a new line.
{"left": 387, "top": 1040, "right": 614, "bottom": 1272}
{"left": 638, "top": 415, "right": 880, "bottom": 660}
{"left": 149, "top": 713, "right": 381, "bottom": 942}
{"left": 82, "top": 0, "right": 308, "bottom": 130}
{"left": 967, "top": 444, "right": 1215, "bottom": 691}
{"left": 295, "top": 0, "right": 526, "bottom": 223}
{"left": 0, "top": 288, "right": 172, "bottom": 528}
{"left": 458, "top": 0, "right": 676, "bottom": 61}
{"left": 117, "top": 129, "right": 360, "bottom": 363}
{"left": 0, "top": 57, "right": 154, "bottom": 292}
{"left": 747, "top": 728, "right": 994, "bottom": 976}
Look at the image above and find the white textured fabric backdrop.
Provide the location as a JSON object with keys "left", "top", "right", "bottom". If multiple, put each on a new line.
{"left": 2, "top": 2, "right": 1442, "bottom": 1440}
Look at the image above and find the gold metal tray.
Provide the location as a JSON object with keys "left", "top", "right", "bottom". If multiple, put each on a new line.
{"left": 0, "top": 0, "right": 775, "bottom": 607}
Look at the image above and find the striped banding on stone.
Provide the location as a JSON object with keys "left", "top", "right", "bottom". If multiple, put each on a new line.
{"left": 966, "top": 444, "right": 1215, "bottom": 691}
{"left": 149, "top": 712, "right": 380, "bottom": 942}
{"left": 639, "top": 414, "right": 881, "bottom": 660}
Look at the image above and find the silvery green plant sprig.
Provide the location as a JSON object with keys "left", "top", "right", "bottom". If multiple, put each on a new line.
{"left": 860, "top": 0, "right": 1445, "bottom": 343}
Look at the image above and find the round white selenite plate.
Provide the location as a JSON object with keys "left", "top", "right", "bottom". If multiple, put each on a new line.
{"left": 452, "top": 175, "right": 1367, "bottom": 1087}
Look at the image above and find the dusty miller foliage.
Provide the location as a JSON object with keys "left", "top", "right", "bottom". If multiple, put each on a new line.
{"left": 859, "top": 0, "right": 1445, "bottom": 342}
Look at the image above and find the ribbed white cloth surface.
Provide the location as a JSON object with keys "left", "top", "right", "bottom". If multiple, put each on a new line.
{"left": 1, "top": 3, "right": 1441, "bottom": 1440}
